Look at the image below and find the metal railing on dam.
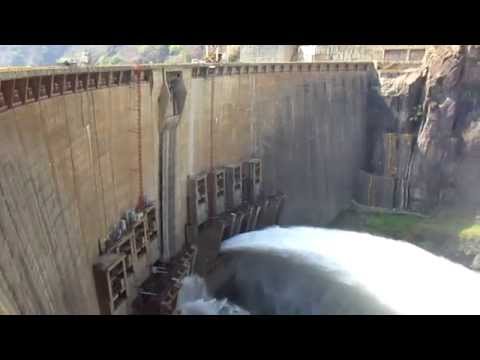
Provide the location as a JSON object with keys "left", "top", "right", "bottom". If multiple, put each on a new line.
{"left": 0, "top": 65, "right": 152, "bottom": 113}
{"left": 189, "top": 61, "right": 372, "bottom": 78}
{"left": 0, "top": 61, "right": 372, "bottom": 113}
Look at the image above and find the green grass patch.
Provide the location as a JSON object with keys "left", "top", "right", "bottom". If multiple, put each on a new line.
{"left": 331, "top": 208, "right": 480, "bottom": 260}
{"left": 363, "top": 212, "right": 476, "bottom": 242}
{"left": 332, "top": 209, "right": 480, "bottom": 244}
{"left": 417, "top": 215, "right": 473, "bottom": 238}
{"left": 364, "top": 213, "right": 421, "bottom": 239}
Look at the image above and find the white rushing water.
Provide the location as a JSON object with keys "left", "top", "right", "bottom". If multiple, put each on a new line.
{"left": 177, "top": 226, "right": 480, "bottom": 315}
{"left": 175, "top": 275, "right": 249, "bottom": 315}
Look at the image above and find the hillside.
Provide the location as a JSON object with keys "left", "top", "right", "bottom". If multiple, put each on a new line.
{"left": 0, "top": 45, "right": 204, "bottom": 67}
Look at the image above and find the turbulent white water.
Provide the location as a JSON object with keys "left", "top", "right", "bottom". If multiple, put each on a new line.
{"left": 177, "top": 226, "right": 480, "bottom": 315}
{"left": 176, "top": 275, "right": 249, "bottom": 315}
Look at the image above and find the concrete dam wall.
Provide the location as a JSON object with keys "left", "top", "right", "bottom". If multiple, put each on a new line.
{"left": 0, "top": 62, "right": 370, "bottom": 314}
{"left": 0, "top": 67, "right": 162, "bottom": 314}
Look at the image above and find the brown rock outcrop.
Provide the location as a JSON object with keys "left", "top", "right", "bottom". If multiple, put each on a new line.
{"left": 363, "top": 45, "right": 480, "bottom": 212}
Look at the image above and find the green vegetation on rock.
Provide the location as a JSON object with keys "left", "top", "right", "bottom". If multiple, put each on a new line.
{"left": 108, "top": 55, "right": 122, "bottom": 65}
{"left": 168, "top": 45, "right": 182, "bottom": 56}
{"left": 0, "top": 45, "right": 205, "bottom": 67}
{"left": 97, "top": 54, "right": 122, "bottom": 65}
{"left": 459, "top": 224, "right": 480, "bottom": 241}
{"left": 364, "top": 213, "right": 421, "bottom": 239}
{"left": 331, "top": 208, "right": 480, "bottom": 264}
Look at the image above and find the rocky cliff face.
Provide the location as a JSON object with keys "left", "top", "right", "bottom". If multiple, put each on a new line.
{"left": 362, "top": 45, "right": 480, "bottom": 213}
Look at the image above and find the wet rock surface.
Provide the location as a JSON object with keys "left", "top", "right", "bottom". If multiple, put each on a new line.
{"left": 362, "top": 46, "right": 480, "bottom": 215}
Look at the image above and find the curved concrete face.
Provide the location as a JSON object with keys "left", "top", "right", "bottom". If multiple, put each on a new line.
{"left": 0, "top": 75, "right": 160, "bottom": 314}
{"left": 0, "top": 63, "right": 370, "bottom": 314}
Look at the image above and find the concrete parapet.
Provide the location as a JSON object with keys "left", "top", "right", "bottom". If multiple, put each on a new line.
{"left": 185, "top": 62, "right": 371, "bottom": 78}
{"left": 0, "top": 61, "right": 372, "bottom": 80}
{"left": 0, "top": 61, "right": 372, "bottom": 114}
{"left": 0, "top": 67, "right": 152, "bottom": 113}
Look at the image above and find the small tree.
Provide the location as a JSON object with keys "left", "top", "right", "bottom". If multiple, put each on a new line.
{"left": 168, "top": 45, "right": 182, "bottom": 56}
{"left": 227, "top": 45, "right": 240, "bottom": 62}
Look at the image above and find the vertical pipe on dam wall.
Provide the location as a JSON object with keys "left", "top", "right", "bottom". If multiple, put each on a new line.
{"left": 210, "top": 73, "right": 215, "bottom": 171}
